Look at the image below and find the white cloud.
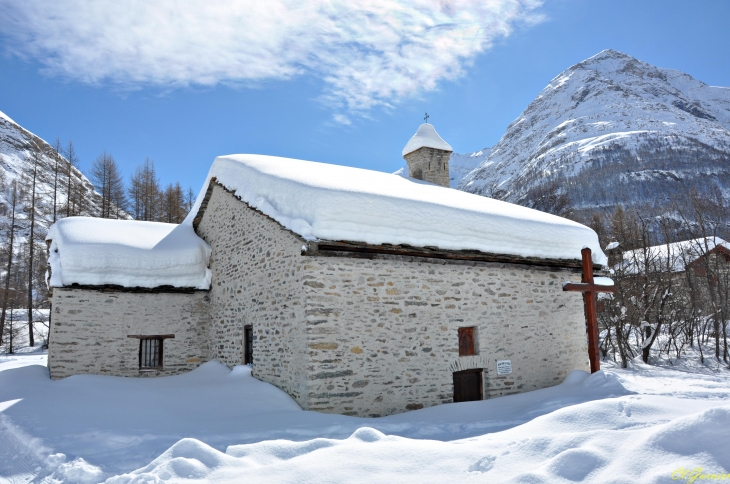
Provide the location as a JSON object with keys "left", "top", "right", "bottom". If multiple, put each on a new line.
{"left": 332, "top": 113, "right": 352, "bottom": 126}
{"left": 0, "top": 0, "right": 543, "bottom": 114}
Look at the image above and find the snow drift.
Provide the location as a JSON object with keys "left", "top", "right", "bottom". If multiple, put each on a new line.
{"left": 3, "top": 353, "right": 730, "bottom": 483}
{"left": 98, "top": 369, "right": 729, "bottom": 484}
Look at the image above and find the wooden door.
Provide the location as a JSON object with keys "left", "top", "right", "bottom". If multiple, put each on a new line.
{"left": 453, "top": 369, "right": 483, "bottom": 402}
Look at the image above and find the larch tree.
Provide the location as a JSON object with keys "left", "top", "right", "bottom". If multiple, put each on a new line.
{"left": 24, "top": 143, "right": 44, "bottom": 347}
{"left": 184, "top": 187, "right": 196, "bottom": 216}
{"left": 0, "top": 180, "right": 18, "bottom": 346}
{"left": 91, "top": 152, "right": 126, "bottom": 219}
{"left": 64, "top": 141, "right": 80, "bottom": 217}
{"left": 51, "top": 138, "right": 63, "bottom": 223}
{"left": 129, "top": 158, "right": 161, "bottom": 221}
{"left": 162, "top": 182, "right": 185, "bottom": 223}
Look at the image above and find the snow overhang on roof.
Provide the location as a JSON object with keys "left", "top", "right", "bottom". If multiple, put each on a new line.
{"left": 190, "top": 154, "right": 607, "bottom": 266}
{"left": 402, "top": 124, "right": 453, "bottom": 157}
{"left": 46, "top": 217, "right": 212, "bottom": 289}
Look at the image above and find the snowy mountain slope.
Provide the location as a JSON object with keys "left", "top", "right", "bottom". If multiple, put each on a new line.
{"left": 457, "top": 50, "right": 730, "bottom": 215}
{"left": 448, "top": 147, "right": 491, "bottom": 187}
{"left": 0, "top": 109, "right": 103, "bottom": 222}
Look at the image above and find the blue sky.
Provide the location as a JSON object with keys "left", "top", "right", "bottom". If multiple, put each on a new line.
{"left": 0, "top": 0, "right": 729, "bottom": 193}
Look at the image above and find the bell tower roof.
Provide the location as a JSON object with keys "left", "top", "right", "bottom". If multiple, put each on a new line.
{"left": 402, "top": 123, "right": 453, "bottom": 157}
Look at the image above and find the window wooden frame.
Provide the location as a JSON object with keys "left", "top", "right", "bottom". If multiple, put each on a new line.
{"left": 127, "top": 334, "right": 175, "bottom": 371}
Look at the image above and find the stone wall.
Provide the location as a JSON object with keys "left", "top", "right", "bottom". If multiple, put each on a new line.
{"left": 301, "top": 255, "right": 589, "bottom": 416}
{"left": 48, "top": 183, "right": 591, "bottom": 419}
{"left": 195, "top": 183, "right": 311, "bottom": 406}
{"left": 404, "top": 146, "right": 451, "bottom": 187}
{"left": 195, "top": 183, "right": 590, "bottom": 417}
{"left": 49, "top": 288, "right": 210, "bottom": 379}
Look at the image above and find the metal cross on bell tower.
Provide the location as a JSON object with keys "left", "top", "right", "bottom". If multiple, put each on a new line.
{"left": 424, "top": 112, "right": 429, "bottom": 124}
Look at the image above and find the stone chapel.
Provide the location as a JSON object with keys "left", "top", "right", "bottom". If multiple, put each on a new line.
{"left": 46, "top": 123, "right": 605, "bottom": 417}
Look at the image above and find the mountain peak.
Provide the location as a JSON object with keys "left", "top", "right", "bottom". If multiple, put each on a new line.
{"left": 587, "top": 49, "right": 633, "bottom": 62}
{"left": 457, "top": 51, "right": 730, "bottom": 217}
{"left": 572, "top": 49, "right": 643, "bottom": 73}
{"left": 0, "top": 109, "right": 18, "bottom": 126}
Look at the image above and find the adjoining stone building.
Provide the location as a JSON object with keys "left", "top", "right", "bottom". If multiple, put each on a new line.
{"left": 46, "top": 125, "right": 606, "bottom": 417}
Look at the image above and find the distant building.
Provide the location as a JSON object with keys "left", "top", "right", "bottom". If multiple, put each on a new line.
{"left": 611, "top": 237, "right": 730, "bottom": 314}
{"left": 46, "top": 125, "right": 603, "bottom": 417}
{"left": 616, "top": 237, "right": 730, "bottom": 276}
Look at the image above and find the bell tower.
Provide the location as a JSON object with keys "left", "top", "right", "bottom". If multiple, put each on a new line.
{"left": 402, "top": 119, "right": 452, "bottom": 188}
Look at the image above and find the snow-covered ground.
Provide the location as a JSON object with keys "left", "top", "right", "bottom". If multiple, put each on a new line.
{"left": 1, "top": 351, "right": 728, "bottom": 483}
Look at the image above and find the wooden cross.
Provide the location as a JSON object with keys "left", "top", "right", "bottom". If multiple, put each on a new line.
{"left": 424, "top": 112, "right": 429, "bottom": 123}
{"left": 562, "top": 247, "right": 614, "bottom": 373}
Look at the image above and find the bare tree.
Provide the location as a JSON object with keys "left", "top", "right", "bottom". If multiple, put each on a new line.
{"left": 4, "top": 274, "right": 22, "bottom": 354}
{"left": 184, "top": 186, "right": 196, "bottom": 215}
{"left": 91, "top": 152, "right": 126, "bottom": 219}
{"left": 51, "top": 138, "right": 63, "bottom": 223}
{"left": 64, "top": 141, "right": 80, "bottom": 217}
{"left": 128, "top": 158, "right": 161, "bottom": 221}
{"left": 596, "top": 207, "right": 680, "bottom": 366}
{"left": 675, "top": 187, "right": 730, "bottom": 362}
{"left": 162, "top": 182, "right": 185, "bottom": 223}
{"left": 24, "top": 143, "right": 45, "bottom": 347}
{"left": 0, "top": 180, "right": 19, "bottom": 346}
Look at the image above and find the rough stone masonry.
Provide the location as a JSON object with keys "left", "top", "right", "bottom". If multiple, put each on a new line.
{"left": 47, "top": 114, "right": 602, "bottom": 418}
{"left": 48, "top": 180, "right": 591, "bottom": 417}
{"left": 194, "top": 182, "right": 590, "bottom": 416}
{"left": 403, "top": 146, "right": 451, "bottom": 187}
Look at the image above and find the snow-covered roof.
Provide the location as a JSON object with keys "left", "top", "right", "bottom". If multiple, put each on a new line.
{"left": 402, "top": 124, "right": 453, "bottom": 157}
{"left": 46, "top": 218, "right": 211, "bottom": 289}
{"left": 616, "top": 237, "right": 729, "bottom": 274}
{"left": 45, "top": 155, "right": 607, "bottom": 290}
{"left": 194, "top": 154, "right": 607, "bottom": 265}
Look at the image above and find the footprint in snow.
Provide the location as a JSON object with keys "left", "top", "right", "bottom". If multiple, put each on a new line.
{"left": 469, "top": 455, "right": 496, "bottom": 473}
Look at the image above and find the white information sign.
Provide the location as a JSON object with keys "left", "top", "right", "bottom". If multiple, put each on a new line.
{"left": 496, "top": 359, "right": 512, "bottom": 375}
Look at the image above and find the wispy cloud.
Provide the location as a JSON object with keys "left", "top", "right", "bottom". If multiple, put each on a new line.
{"left": 0, "top": 0, "right": 543, "bottom": 116}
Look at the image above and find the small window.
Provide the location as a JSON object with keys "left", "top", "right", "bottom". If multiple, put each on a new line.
{"left": 458, "top": 327, "right": 476, "bottom": 356}
{"left": 127, "top": 334, "right": 174, "bottom": 370}
{"left": 140, "top": 338, "right": 163, "bottom": 369}
{"left": 244, "top": 325, "right": 253, "bottom": 365}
